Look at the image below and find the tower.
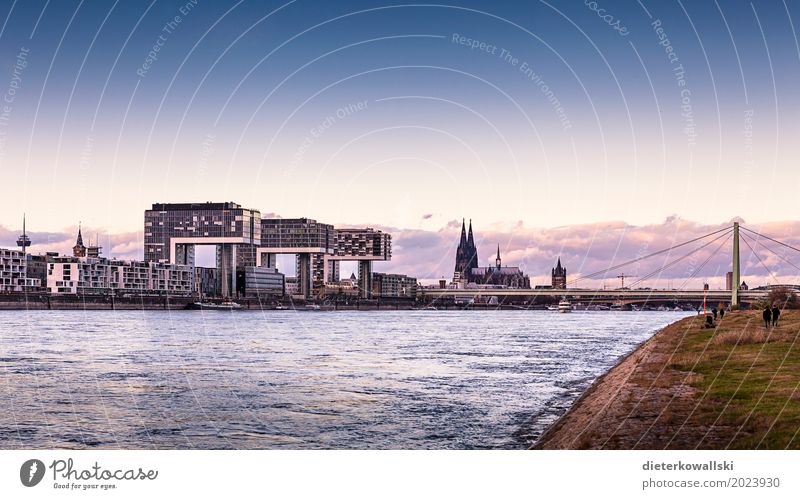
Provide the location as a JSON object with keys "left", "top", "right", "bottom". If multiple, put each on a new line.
{"left": 495, "top": 244, "right": 501, "bottom": 270}
{"left": 552, "top": 257, "right": 567, "bottom": 289}
{"left": 16, "top": 214, "right": 31, "bottom": 255}
{"left": 453, "top": 219, "right": 468, "bottom": 280}
{"left": 73, "top": 223, "right": 87, "bottom": 258}
{"left": 467, "top": 219, "right": 478, "bottom": 270}
{"left": 453, "top": 219, "right": 480, "bottom": 282}
{"left": 732, "top": 222, "right": 740, "bottom": 307}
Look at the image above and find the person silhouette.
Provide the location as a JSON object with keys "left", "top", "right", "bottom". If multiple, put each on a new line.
{"left": 719, "top": 307, "right": 725, "bottom": 320}
{"left": 763, "top": 306, "right": 772, "bottom": 328}
{"left": 772, "top": 304, "right": 781, "bottom": 327}
{"left": 712, "top": 307, "right": 718, "bottom": 320}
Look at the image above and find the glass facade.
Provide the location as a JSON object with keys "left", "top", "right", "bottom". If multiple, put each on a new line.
{"left": 333, "top": 228, "right": 391, "bottom": 260}
{"left": 144, "top": 202, "right": 262, "bottom": 263}
{"left": 260, "top": 218, "right": 334, "bottom": 250}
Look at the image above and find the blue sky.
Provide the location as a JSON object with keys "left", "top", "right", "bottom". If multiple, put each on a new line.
{"left": 1, "top": 0, "right": 799, "bottom": 282}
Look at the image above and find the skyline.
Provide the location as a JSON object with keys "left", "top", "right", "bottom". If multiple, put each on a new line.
{"left": 2, "top": 212, "right": 799, "bottom": 289}
{"left": 0, "top": 0, "right": 799, "bottom": 233}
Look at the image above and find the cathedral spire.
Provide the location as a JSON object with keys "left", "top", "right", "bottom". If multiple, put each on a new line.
{"left": 495, "top": 244, "right": 501, "bottom": 269}
{"left": 460, "top": 218, "right": 467, "bottom": 246}
{"left": 467, "top": 219, "right": 475, "bottom": 247}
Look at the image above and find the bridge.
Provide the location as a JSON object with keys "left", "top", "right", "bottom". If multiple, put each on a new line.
{"left": 419, "top": 287, "right": 769, "bottom": 306}
{"left": 420, "top": 222, "right": 800, "bottom": 308}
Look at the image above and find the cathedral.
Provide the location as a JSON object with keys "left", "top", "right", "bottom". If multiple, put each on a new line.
{"left": 453, "top": 220, "right": 530, "bottom": 288}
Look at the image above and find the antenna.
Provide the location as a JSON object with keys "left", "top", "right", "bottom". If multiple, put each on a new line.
{"left": 16, "top": 213, "right": 31, "bottom": 255}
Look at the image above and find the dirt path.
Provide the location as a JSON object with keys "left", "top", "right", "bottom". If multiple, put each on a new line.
{"left": 533, "top": 311, "right": 784, "bottom": 449}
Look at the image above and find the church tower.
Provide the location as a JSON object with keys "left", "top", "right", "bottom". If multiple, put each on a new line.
{"left": 454, "top": 219, "right": 480, "bottom": 283}
{"left": 552, "top": 257, "right": 566, "bottom": 289}
{"left": 495, "top": 244, "right": 501, "bottom": 269}
{"left": 73, "top": 223, "right": 87, "bottom": 258}
{"left": 453, "top": 219, "right": 469, "bottom": 281}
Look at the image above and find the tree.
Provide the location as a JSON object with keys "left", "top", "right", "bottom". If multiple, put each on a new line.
{"left": 767, "top": 287, "right": 799, "bottom": 309}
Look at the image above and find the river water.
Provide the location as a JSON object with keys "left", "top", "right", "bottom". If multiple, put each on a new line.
{"left": 0, "top": 310, "right": 691, "bottom": 449}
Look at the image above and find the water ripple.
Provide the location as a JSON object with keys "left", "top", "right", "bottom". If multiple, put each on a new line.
{"left": 0, "top": 310, "right": 690, "bottom": 449}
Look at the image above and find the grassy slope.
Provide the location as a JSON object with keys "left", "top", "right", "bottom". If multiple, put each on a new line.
{"left": 535, "top": 309, "right": 800, "bottom": 449}
{"left": 669, "top": 309, "right": 800, "bottom": 449}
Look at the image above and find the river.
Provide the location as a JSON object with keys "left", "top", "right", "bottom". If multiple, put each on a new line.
{"left": 0, "top": 310, "right": 691, "bottom": 449}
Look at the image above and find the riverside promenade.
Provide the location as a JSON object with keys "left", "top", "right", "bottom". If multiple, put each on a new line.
{"left": 535, "top": 310, "right": 800, "bottom": 449}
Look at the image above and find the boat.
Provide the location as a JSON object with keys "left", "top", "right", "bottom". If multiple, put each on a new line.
{"left": 546, "top": 304, "right": 559, "bottom": 311}
{"left": 189, "top": 301, "right": 242, "bottom": 310}
{"left": 299, "top": 304, "right": 321, "bottom": 311}
{"left": 274, "top": 304, "right": 288, "bottom": 310}
{"left": 423, "top": 306, "right": 438, "bottom": 311}
{"left": 558, "top": 298, "right": 571, "bottom": 313}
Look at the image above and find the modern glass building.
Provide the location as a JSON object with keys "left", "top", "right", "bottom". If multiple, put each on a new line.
{"left": 144, "top": 202, "right": 261, "bottom": 297}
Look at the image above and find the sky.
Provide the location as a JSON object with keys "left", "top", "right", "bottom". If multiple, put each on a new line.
{"left": 0, "top": 0, "right": 799, "bottom": 285}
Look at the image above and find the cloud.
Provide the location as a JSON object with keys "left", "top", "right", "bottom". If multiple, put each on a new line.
{"left": 378, "top": 218, "right": 800, "bottom": 288}
{"left": 0, "top": 224, "right": 143, "bottom": 261}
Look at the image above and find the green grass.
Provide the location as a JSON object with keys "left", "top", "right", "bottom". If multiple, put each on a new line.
{"left": 668, "top": 310, "right": 800, "bottom": 449}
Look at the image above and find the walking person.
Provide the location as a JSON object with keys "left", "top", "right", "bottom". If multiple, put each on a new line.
{"left": 772, "top": 304, "right": 781, "bottom": 327}
{"left": 712, "top": 307, "right": 718, "bottom": 320}
{"left": 719, "top": 307, "right": 725, "bottom": 320}
{"left": 763, "top": 306, "right": 772, "bottom": 328}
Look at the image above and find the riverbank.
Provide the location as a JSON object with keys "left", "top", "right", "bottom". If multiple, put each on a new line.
{"left": 0, "top": 293, "right": 418, "bottom": 310}
{"left": 534, "top": 309, "right": 800, "bottom": 449}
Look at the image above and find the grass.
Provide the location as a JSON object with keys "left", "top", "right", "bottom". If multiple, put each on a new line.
{"left": 663, "top": 309, "right": 800, "bottom": 449}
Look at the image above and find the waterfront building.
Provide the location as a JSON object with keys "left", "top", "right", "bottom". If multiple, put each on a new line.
{"left": 195, "top": 266, "right": 220, "bottom": 298}
{"left": 552, "top": 258, "right": 567, "bottom": 289}
{"left": 0, "top": 248, "right": 38, "bottom": 292}
{"left": 452, "top": 220, "right": 530, "bottom": 288}
{"left": 47, "top": 256, "right": 193, "bottom": 295}
{"left": 144, "top": 202, "right": 397, "bottom": 300}
{"left": 468, "top": 245, "right": 530, "bottom": 288}
{"left": 329, "top": 228, "right": 392, "bottom": 298}
{"left": 258, "top": 217, "right": 334, "bottom": 298}
{"left": 144, "top": 202, "right": 262, "bottom": 297}
{"left": 372, "top": 272, "right": 417, "bottom": 298}
{"left": 285, "top": 277, "right": 301, "bottom": 297}
{"left": 322, "top": 273, "right": 359, "bottom": 297}
{"left": 236, "top": 266, "right": 285, "bottom": 297}
{"left": 259, "top": 221, "right": 392, "bottom": 298}
{"left": 25, "top": 253, "right": 53, "bottom": 291}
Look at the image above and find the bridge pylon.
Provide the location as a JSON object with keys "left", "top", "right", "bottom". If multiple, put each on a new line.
{"left": 732, "top": 222, "right": 740, "bottom": 307}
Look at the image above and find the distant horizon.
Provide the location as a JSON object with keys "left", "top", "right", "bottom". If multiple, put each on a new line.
{"left": 2, "top": 212, "right": 799, "bottom": 290}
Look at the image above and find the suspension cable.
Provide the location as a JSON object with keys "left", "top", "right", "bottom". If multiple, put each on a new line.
{"left": 568, "top": 225, "right": 733, "bottom": 285}
{"left": 675, "top": 232, "right": 732, "bottom": 290}
{"left": 742, "top": 232, "right": 800, "bottom": 274}
{"left": 740, "top": 232, "right": 778, "bottom": 283}
{"left": 740, "top": 226, "right": 800, "bottom": 254}
{"left": 628, "top": 229, "right": 732, "bottom": 288}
